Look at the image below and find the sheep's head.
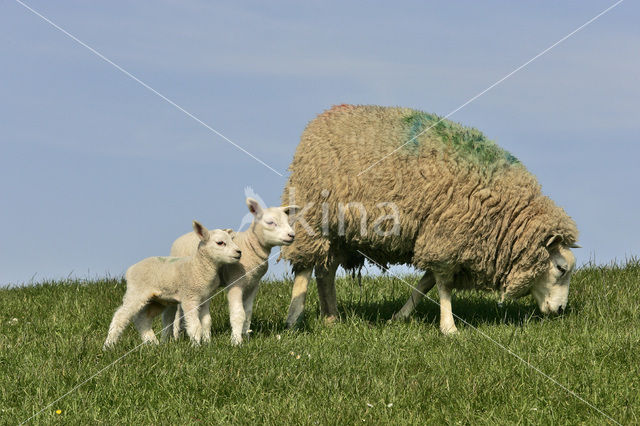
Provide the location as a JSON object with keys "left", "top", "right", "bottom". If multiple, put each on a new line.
{"left": 528, "top": 235, "right": 578, "bottom": 315}
{"left": 246, "top": 197, "right": 299, "bottom": 247}
{"left": 193, "top": 221, "right": 242, "bottom": 264}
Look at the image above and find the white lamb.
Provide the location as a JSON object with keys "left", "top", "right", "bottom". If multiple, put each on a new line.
{"left": 103, "top": 221, "right": 241, "bottom": 349}
{"left": 167, "top": 198, "right": 298, "bottom": 345}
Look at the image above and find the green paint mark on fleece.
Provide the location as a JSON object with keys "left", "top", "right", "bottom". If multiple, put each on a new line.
{"left": 402, "top": 111, "right": 519, "bottom": 165}
{"left": 156, "top": 257, "right": 181, "bottom": 263}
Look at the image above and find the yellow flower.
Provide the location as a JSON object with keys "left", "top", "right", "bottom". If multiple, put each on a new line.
{"left": 55, "top": 410, "right": 62, "bottom": 415}
{"left": 296, "top": 354, "right": 301, "bottom": 359}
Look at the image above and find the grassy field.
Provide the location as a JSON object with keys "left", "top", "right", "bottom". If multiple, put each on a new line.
{"left": 1, "top": 261, "right": 639, "bottom": 425}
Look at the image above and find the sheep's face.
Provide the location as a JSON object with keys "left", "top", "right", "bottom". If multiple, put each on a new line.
{"left": 246, "top": 198, "right": 299, "bottom": 247}
{"left": 193, "top": 222, "right": 242, "bottom": 264}
{"left": 529, "top": 243, "right": 576, "bottom": 315}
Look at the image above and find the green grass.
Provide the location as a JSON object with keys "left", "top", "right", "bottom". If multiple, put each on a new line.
{"left": 1, "top": 262, "right": 639, "bottom": 424}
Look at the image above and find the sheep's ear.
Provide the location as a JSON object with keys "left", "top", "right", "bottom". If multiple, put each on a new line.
{"left": 545, "top": 235, "right": 562, "bottom": 248}
{"left": 193, "top": 220, "right": 210, "bottom": 243}
{"left": 282, "top": 205, "right": 301, "bottom": 216}
{"left": 246, "top": 197, "right": 263, "bottom": 219}
{"left": 223, "top": 228, "right": 237, "bottom": 239}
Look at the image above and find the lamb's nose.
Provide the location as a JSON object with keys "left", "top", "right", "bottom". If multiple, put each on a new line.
{"left": 236, "top": 250, "right": 242, "bottom": 256}
{"left": 557, "top": 305, "right": 565, "bottom": 315}
{"left": 288, "top": 233, "right": 295, "bottom": 239}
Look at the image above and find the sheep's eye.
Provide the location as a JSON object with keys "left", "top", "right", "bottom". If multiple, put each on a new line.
{"left": 265, "top": 220, "right": 276, "bottom": 226}
{"left": 216, "top": 241, "right": 225, "bottom": 246}
{"left": 557, "top": 264, "right": 567, "bottom": 275}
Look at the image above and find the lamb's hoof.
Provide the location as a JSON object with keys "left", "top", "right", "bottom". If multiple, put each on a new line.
{"left": 102, "top": 343, "right": 113, "bottom": 351}
{"left": 230, "top": 336, "right": 243, "bottom": 346}
{"left": 391, "top": 312, "right": 410, "bottom": 322}
{"left": 324, "top": 315, "right": 338, "bottom": 326}
{"left": 440, "top": 325, "right": 459, "bottom": 336}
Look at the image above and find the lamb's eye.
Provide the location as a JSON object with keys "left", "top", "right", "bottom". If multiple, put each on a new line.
{"left": 556, "top": 264, "right": 567, "bottom": 275}
{"left": 216, "top": 241, "right": 225, "bottom": 246}
{"left": 265, "top": 220, "right": 276, "bottom": 226}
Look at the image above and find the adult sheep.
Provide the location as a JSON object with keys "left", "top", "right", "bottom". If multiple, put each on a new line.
{"left": 282, "top": 104, "right": 579, "bottom": 334}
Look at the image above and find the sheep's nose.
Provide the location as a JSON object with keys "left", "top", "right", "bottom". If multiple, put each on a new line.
{"left": 557, "top": 305, "right": 565, "bottom": 315}
{"left": 288, "top": 232, "right": 295, "bottom": 239}
{"left": 236, "top": 249, "right": 242, "bottom": 256}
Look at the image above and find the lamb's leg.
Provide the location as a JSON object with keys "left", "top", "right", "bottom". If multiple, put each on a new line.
{"left": 286, "top": 268, "right": 312, "bottom": 328}
{"left": 393, "top": 271, "right": 436, "bottom": 320}
{"left": 173, "top": 304, "right": 184, "bottom": 340}
{"left": 227, "top": 285, "right": 245, "bottom": 346}
{"left": 315, "top": 259, "right": 340, "bottom": 324}
{"left": 242, "top": 283, "right": 260, "bottom": 337}
{"left": 104, "top": 295, "right": 149, "bottom": 349}
{"left": 133, "top": 302, "right": 163, "bottom": 345}
{"left": 180, "top": 300, "right": 202, "bottom": 345}
{"left": 199, "top": 299, "right": 212, "bottom": 343}
{"left": 435, "top": 272, "right": 458, "bottom": 335}
{"left": 161, "top": 304, "right": 178, "bottom": 340}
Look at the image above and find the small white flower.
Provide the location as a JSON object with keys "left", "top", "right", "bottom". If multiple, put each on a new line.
{"left": 387, "top": 403, "right": 393, "bottom": 408}
{"left": 9, "top": 318, "right": 18, "bottom": 325}
{"left": 276, "top": 334, "right": 282, "bottom": 340}
{"left": 366, "top": 403, "right": 373, "bottom": 408}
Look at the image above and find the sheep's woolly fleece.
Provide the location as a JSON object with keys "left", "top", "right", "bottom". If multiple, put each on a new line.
{"left": 281, "top": 104, "right": 578, "bottom": 297}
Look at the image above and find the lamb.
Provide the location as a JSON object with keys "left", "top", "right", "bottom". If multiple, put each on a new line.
{"left": 103, "top": 221, "right": 241, "bottom": 349}
{"left": 166, "top": 198, "right": 298, "bottom": 345}
{"left": 281, "top": 104, "right": 580, "bottom": 334}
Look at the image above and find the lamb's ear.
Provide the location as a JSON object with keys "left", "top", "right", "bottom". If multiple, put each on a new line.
{"left": 193, "top": 220, "right": 210, "bottom": 243}
{"left": 246, "top": 197, "right": 263, "bottom": 219}
{"left": 282, "top": 205, "right": 301, "bottom": 216}
{"left": 570, "top": 243, "right": 582, "bottom": 249}
{"left": 545, "top": 235, "right": 562, "bottom": 248}
{"left": 223, "top": 228, "right": 237, "bottom": 239}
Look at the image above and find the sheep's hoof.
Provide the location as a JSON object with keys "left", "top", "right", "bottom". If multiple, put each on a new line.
{"left": 324, "top": 315, "right": 338, "bottom": 326}
{"left": 230, "top": 336, "right": 242, "bottom": 346}
{"left": 440, "top": 325, "right": 459, "bottom": 336}
{"left": 391, "top": 312, "right": 410, "bottom": 322}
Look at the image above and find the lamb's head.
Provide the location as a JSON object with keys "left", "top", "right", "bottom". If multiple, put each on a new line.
{"left": 193, "top": 221, "right": 242, "bottom": 264}
{"left": 528, "top": 235, "right": 578, "bottom": 315}
{"left": 246, "top": 197, "right": 299, "bottom": 247}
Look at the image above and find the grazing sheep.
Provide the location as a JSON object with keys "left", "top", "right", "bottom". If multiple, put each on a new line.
{"left": 167, "top": 198, "right": 298, "bottom": 345}
{"left": 103, "top": 222, "right": 241, "bottom": 349}
{"left": 281, "top": 104, "right": 579, "bottom": 334}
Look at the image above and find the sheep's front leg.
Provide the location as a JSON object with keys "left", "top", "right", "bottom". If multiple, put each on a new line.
{"left": 286, "top": 268, "right": 312, "bottom": 328}
{"left": 242, "top": 283, "right": 260, "bottom": 337}
{"left": 227, "top": 285, "right": 245, "bottom": 346}
{"left": 180, "top": 300, "right": 202, "bottom": 345}
{"left": 393, "top": 271, "right": 435, "bottom": 320}
{"left": 199, "top": 299, "right": 212, "bottom": 343}
{"left": 435, "top": 273, "right": 458, "bottom": 335}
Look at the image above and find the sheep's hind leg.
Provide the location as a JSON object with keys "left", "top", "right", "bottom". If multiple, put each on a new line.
{"left": 435, "top": 272, "right": 458, "bottom": 335}
{"left": 104, "top": 295, "right": 149, "bottom": 349}
{"left": 393, "top": 271, "right": 436, "bottom": 320}
{"left": 286, "top": 268, "right": 312, "bottom": 328}
{"left": 161, "top": 304, "right": 178, "bottom": 341}
{"left": 133, "top": 302, "right": 163, "bottom": 345}
{"left": 315, "top": 258, "right": 340, "bottom": 325}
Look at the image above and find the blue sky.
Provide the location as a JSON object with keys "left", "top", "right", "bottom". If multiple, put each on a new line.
{"left": 1, "top": 1, "right": 638, "bottom": 285}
